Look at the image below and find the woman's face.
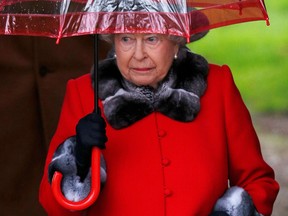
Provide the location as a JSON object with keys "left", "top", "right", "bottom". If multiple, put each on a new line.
{"left": 114, "top": 34, "right": 179, "bottom": 88}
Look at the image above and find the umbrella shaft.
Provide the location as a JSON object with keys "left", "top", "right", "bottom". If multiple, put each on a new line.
{"left": 94, "top": 34, "right": 99, "bottom": 114}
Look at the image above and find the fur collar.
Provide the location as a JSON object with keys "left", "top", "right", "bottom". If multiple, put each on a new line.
{"left": 94, "top": 46, "right": 209, "bottom": 129}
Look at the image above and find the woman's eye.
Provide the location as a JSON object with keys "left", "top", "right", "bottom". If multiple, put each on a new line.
{"left": 121, "top": 36, "right": 133, "bottom": 43}
{"left": 117, "top": 35, "right": 135, "bottom": 51}
{"left": 147, "top": 36, "right": 157, "bottom": 42}
{"left": 145, "top": 36, "right": 160, "bottom": 45}
{"left": 121, "top": 36, "right": 129, "bottom": 42}
{"left": 119, "top": 36, "right": 136, "bottom": 49}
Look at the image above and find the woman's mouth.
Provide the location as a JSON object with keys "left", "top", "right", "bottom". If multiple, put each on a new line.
{"left": 131, "top": 67, "right": 155, "bottom": 73}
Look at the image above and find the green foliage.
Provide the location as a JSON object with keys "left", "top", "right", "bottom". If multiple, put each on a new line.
{"left": 188, "top": 1, "right": 288, "bottom": 114}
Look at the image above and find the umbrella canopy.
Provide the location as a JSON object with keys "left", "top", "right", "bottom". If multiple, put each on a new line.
{"left": 1, "top": 0, "right": 269, "bottom": 41}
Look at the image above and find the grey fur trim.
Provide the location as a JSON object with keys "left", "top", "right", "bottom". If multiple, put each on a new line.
{"left": 93, "top": 46, "right": 209, "bottom": 129}
{"left": 48, "top": 137, "right": 107, "bottom": 202}
{"left": 212, "top": 186, "right": 262, "bottom": 216}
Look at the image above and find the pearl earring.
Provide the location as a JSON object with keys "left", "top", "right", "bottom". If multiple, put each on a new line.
{"left": 114, "top": 54, "right": 117, "bottom": 58}
{"left": 174, "top": 54, "right": 178, "bottom": 60}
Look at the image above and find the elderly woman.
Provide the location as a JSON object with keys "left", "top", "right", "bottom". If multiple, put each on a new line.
{"left": 39, "top": 33, "right": 279, "bottom": 216}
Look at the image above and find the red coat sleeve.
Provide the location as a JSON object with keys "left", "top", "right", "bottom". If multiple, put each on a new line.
{"left": 220, "top": 65, "right": 279, "bottom": 215}
{"left": 39, "top": 76, "right": 93, "bottom": 216}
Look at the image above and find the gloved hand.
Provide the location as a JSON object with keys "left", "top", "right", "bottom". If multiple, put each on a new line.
{"left": 75, "top": 112, "right": 107, "bottom": 181}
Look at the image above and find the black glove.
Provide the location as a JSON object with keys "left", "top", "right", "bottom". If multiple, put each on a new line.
{"left": 75, "top": 112, "right": 107, "bottom": 181}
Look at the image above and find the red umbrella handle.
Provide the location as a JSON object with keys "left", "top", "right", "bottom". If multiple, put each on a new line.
{"left": 51, "top": 147, "right": 101, "bottom": 211}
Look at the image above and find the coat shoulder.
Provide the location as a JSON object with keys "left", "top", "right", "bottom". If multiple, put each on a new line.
{"left": 206, "top": 64, "right": 235, "bottom": 86}
{"left": 208, "top": 64, "right": 232, "bottom": 76}
{"left": 73, "top": 73, "right": 91, "bottom": 84}
{"left": 67, "top": 73, "right": 93, "bottom": 95}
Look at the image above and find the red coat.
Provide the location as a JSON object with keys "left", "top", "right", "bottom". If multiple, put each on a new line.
{"left": 39, "top": 64, "right": 279, "bottom": 216}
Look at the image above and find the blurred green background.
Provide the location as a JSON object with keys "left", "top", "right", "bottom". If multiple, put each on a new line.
{"left": 188, "top": 1, "right": 288, "bottom": 114}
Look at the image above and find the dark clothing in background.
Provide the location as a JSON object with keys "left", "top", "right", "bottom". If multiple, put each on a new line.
{"left": 0, "top": 35, "right": 109, "bottom": 215}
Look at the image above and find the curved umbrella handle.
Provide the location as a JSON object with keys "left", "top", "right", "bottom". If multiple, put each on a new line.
{"left": 51, "top": 147, "right": 101, "bottom": 211}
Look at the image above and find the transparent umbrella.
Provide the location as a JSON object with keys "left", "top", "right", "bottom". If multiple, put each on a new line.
{"left": 0, "top": 0, "right": 269, "bottom": 40}
{"left": 0, "top": 0, "right": 270, "bottom": 211}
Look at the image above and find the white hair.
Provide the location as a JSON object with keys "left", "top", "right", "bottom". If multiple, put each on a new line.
{"left": 99, "top": 34, "right": 186, "bottom": 45}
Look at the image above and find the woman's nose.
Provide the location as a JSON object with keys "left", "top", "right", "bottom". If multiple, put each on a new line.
{"left": 133, "top": 41, "right": 146, "bottom": 60}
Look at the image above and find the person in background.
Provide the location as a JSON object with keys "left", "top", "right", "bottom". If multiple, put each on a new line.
{"left": 0, "top": 35, "right": 109, "bottom": 216}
